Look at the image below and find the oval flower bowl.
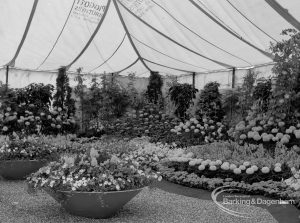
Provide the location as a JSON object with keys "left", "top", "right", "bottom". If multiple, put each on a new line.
{"left": 0, "top": 136, "right": 58, "bottom": 180}
{"left": 45, "top": 187, "right": 145, "bottom": 219}
{"left": 0, "top": 159, "right": 47, "bottom": 180}
{"left": 27, "top": 146, "right": 162, "bottom": 219}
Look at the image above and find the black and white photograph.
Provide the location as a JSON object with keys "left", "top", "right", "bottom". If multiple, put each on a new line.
{"left": 0, "top": 0, "right": 300, "bottom": 222}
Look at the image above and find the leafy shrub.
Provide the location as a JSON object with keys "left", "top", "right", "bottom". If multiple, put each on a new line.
{"left": 74, "top": 74, "right": 130, "bottom": 137}
{"left": 252, "top": 78, "right": 272, "bottom": 113}
{"left": 0, "top": 82, "right": 77, "bottom": 135}
{"left": 228, "top": 29, "right": 300, "bottom": 149}
{"left": 196, "top": 82, "right": 224, "bottom": 122}
{"left": 168, "top": 83, "right": 198, "bottom": 119}
{"left": 145, "top": 71, "right": 163, "bottom": 104}
{"left": 269, "top": 29, "right": 300, "bottom": 123}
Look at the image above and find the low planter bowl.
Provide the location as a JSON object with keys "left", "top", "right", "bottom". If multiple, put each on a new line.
{"left": 45, "top": 187, "right": 145, "bottom": 218}
{"left": 0, "top": 160, "right": 47, "bottom": 180}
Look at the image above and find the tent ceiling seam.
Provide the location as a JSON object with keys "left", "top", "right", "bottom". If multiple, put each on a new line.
{"left": 113, "top": 57, "right": 140, "bottom": 74}
{"left": 36, "top": 0, "right": 76, "bottom": 70}
{"left": 66, "top": 0, "right": 112, "bottom": 69}
{"left": 84, "top": 19, "right": 114, "bottom": 72}
{"left": 113, "top": 0, "right": 152, "bottom": 72}
{"left": 151, "top": 0, "right": 252, "bottom": 66}
{"left": 265, "top": 0, "right": 300, "bottom": 31}
{"left": 143, "top": 58, "right": 195, "bottom": 73}
{"left": 225, "top": 0, "right": 277, "bottom": 42}
{"left": 117, "top": 0, "right": 233, "bottom": 69}
{"left": 196, "top": 0, "right": 240, "bottom": 37}
{"left": 89, "top": 33, "right": 127, "bottom": 73}
{"left": 6, "top": 0, "right": 39, "bottom": 67}
{"left": 131, "top": 34, "right": 208, "bottom": 71}
{"left": 189, "top": 0, "right": 274, "bottom": 59}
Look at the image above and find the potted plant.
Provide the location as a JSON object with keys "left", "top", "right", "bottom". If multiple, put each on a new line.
{"left": 27, "top": 147, "right": 161, "bottom": 219}
{"left": 0, "top": 135, "right": 59, "bottom": 180}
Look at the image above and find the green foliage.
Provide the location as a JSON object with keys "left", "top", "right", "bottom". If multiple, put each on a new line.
{"left": 98, "top": 74, "right": 130, "bottom": 119}
{"left": 127, "top": 72, "right": 146, "bottom": 110}
{"left": 146, "top": 71, "right": 163, "bottom": 104}
{"left": 53, "top": 67, "right": 75, "bottom": 116}
{"left": 228, "top": 30, "right": 300, "bottom": 149}
{"left": 0, "top": 83, "right": 77, "bottom": 135}
{"left": 196, "top": 82, "right": 224, "bottom": 122}
{"left": 222, "top": 89, "right": 240, "bottom": 118}
{"left": 269, "top": 29, "right": 300, "bottom": 122}
{"left": 75, "top": 74, "right": 130, "bottom": 137}
{"left": 105, "top": 102, "right": 177, "bottom": 140}
{"left": 11, "top": 83, "right": 53, "bottom": 109}
{"left": 223, "top": 70, "right": 257, "bottom": 127}
{"left": 252, "top": 78, "right": 272, "bottom": 113}
{"left": 168, "top": 83, "right": 198, "bottom": 119}
{"left": 239, "top": 69, "right": 257, "bottom": 115}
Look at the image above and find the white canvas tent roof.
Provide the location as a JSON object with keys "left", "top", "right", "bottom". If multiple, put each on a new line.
{"left": 0, "top": 0, "right": 299, "bottom": 77}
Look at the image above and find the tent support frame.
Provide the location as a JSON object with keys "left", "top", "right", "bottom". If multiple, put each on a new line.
{"left": 113, "top": 0, "right": 152, "bottom": 72}
{"left": 232, "top": 67, "right": 236, "bottom": 88}
{"left": 5, "top": 65, "right": 9, "bottom": 92}
{"left": 192, "top": 72, "right": 196, "bottom": 88}
{"left": 7, "top": 0, "right": 39, "bottom": 66}
{"left": 265, "top": 0, "right": 300, "bottom": 31}
{"left": 66, "top": 0, "right": 112, "bottom": 69}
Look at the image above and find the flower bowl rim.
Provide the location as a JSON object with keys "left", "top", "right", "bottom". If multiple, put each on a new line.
{"left": 55, "top": 186, "right": 147, "bottom": 194}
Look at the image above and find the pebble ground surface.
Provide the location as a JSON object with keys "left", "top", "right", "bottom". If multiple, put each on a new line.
{"left": 0, "top": 180, "right": 278, "bottom": 223}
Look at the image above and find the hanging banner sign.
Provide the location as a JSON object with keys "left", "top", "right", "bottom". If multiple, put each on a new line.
{"left": 119, "top": 0, "right": 154, "bottom": 18}
{"left": 71, "top": 0, "right": 107, "bottom": 24}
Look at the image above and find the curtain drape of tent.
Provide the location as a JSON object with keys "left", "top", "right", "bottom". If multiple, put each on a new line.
{"left": 0, "top": 0, "right": 299, "bottom": 77}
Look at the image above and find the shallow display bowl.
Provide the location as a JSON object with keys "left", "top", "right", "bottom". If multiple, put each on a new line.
{"left": 0, "top": 159, "right": 47, "bottom": 180}
{"left": 45, "top": 187, "right": 145, "bottom": 219}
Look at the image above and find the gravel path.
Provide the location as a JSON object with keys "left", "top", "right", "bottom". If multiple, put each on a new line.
{"left": 0, "top": 180, "right": 277, "bottom": 223}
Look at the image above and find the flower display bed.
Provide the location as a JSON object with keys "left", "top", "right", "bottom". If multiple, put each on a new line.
{"left": 159, "top": 166, "right": 300, "bottom": 209}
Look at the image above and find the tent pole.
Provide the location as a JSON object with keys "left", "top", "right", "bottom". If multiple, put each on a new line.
{"left": 192, "top": 72, "right": 195, "bottom": 88}
{"left": 232, "top": 67, "right": 236, "bottom": 88}
{"left": 5, "top": 65, "right": 9, "bottom": 92}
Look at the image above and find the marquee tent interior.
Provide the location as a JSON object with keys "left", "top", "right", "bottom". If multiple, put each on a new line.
{"left": 0, "top": 0, "right": 300, "bottom": 84}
